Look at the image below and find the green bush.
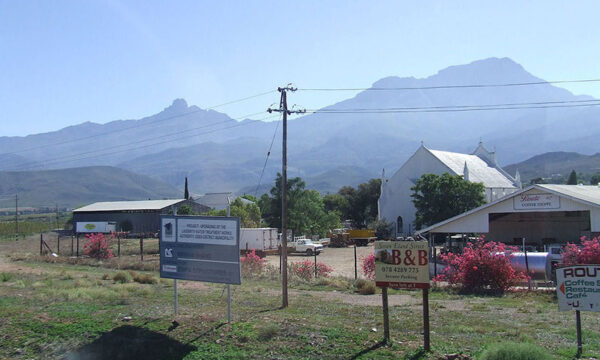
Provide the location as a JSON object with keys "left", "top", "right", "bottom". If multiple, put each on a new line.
{"left": 112, "top": 271, "right": 132, "bottom": 283}
{"left": 479, "top": 342, "right": 551, "bottom": 360}
{"left": 1, "top": 272, "right": 12, "bottom": 282}
{"left": 354, "top": 278, "right": 376, "bottom": 295}
{"left": 132, "top": 272, "right": 157, "bottom": 284}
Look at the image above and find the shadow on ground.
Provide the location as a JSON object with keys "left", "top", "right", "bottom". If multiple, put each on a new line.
{"left": 64, "top": 325, "right": 196, "bottom": 360}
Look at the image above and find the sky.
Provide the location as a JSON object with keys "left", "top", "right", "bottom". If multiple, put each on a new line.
{"left": 1, "top": 1, "right": 600, "bottom": 136}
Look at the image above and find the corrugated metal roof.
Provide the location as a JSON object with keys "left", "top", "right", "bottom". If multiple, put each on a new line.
{"left": 537, "top": 184, "right": 600, "bottom": 207}
{"left": 416, "top": 184, "right": 600, "bottom": 234}
{"left": 428, "top": 149, "right": 516, "bottom": 188}
{"left": 73, "top": 199, "right": 185, "bottom": 212}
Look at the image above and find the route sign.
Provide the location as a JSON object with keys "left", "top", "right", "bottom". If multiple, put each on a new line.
{"left": 159, "top": 215, "right": 240, "bottom": 285}
{"left": 556, "top": 265, "right": 600, "bottom": 312}
{"left": 375, "top": 241, "right": 430, "bottom": 289}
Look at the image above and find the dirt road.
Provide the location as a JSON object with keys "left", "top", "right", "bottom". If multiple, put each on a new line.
{"left": 264, "top": 245, "right": 375, "bottom": 278}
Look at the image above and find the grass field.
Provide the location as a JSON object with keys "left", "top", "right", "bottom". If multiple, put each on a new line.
{"left": 1, "top": 234, "right": 599, "bottom": 359}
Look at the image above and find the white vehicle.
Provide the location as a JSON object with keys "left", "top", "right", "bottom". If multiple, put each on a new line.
{"left": 289, "top": 238, "right": 323, "bottom": 256}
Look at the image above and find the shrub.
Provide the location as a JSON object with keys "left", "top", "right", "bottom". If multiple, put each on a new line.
{"left": 435, "top": 236, "right": 527, "bottom": 294}
{"left": 1, "top": 273, "right": 12, "bottom": 282}
{"left": 113, "top": 271, "right": 132, "bottom": 283}
{"left": 132, "top": 272, "right": 157, "bottom": 284}
{"left": 83, "top": 233, "right": 114, "bottom": 259}
{"left": 362, "top": 254, "right": 375, "bottom": 280}
{"left": 354, "top": 278, "right": 376, "bottom": 295}
{"left": 479, "top": 342, "right": 551, "bottom": 360}
{"left": 561, "top": 236, "right": 600, "bottom": 265}
{"left": 256, "top": 324, "right": 279, "bottom": 341}
{"left": 289, "top": 259, "right": 333, "bottom": 280}
{"left": 241, "top": 249, "right": 266, "bottom": 276}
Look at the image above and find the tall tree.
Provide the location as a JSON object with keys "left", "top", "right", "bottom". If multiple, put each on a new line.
{"left": 411, "top": 173, "right": 485, "bottom": 230}
{"left": 206, "top": 197, "right": 261, "bottom": 227}
{"left": 184, "top": 177, "right": 189, "bottom": 200}
{"left": 566, "top": 170, "right": 578, "bottom": 185}
{"left": 337, "top": 178, "right": 382, "bottom": 228}
{"left": 259, "top": 173, "right": 340, "bottom": 236}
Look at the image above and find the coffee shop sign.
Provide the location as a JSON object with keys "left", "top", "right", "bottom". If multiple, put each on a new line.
{"left": 513, "top": 193, "right": 560, "bottom": 210}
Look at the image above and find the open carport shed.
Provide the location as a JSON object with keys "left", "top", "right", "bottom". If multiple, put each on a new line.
{"left": 417, "top": 184, "right": 600, "bottom": 248}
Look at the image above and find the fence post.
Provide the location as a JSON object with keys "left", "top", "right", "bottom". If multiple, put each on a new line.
{"left": 71, "top": 235, "right": 74, "bottom": 256}
{"left": 76, "top": 234, "right": 79, "bottom": 257}
{"left": 57, "top": 235, "right": 60, "bottom": 255}
{"left": 354, "top": 245, "right": 358, "bottom": 280}
{"left": 314, "top": 251, "right": 317, "bottom": 277}
{"left": 118, "top": 234, "right": 121, "bottom": 257}
{"left": 40, "top": 233, "right": 43, "bottom": 255}
{"left": 140, "top": 236, "right": 144, "bottom": 261}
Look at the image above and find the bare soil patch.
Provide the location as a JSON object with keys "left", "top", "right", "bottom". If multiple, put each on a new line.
{"left": 264, "top": 245, "right": 375, "bottom": 278}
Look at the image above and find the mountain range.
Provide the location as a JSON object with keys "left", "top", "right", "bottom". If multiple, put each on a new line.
{"left": 1, "top": 57, "right": 599, "bottom": 197}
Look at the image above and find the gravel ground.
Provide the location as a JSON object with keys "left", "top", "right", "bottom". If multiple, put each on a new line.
{"left": 263, "top": 244, "right": 375, "bottom": 278}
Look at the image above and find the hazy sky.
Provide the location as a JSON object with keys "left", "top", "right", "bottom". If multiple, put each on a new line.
{"left": 2, "top": 1, "right": 600, "bottom": 136}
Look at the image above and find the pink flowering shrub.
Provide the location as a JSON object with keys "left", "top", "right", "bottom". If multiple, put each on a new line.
{"left": 241, "top": 249, "right": 266, "bottom": 276}
{"left": 289, "top": 259, "right": 333, "bottom": 280}
{"left": 84, "top": 233, "right": 114, "bottom": 259}
{"left": 362, "top": 254, "right": 375, "bottom": 280}
{"left": 561, "top": 236, "right": 600, "bottom": 265}
{"left": 434, "top": 236, "right": 527, "bottom": 294}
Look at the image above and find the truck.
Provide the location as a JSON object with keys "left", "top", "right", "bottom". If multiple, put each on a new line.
{"left": 239, "top": 228, "right": 280, "bottom": 258}
{"left": 287, "top": 238, "right": 323, "bottom": 256}
{"left": 347, "top": 229, "right": 376, "bottom": 247}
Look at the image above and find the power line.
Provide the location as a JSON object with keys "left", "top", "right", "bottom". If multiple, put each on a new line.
{"left": 7, "top": 113, "right": 280, "bottom": 171}
{"left": 299, "top": 78, "right": 600, "bottom": 92}
{"left": 307, "top": 100, "right": 600, "bottom": 114}
{"left": 253, "top": 115, "right": 282, "bottom": 197}
{"left": 0, "top": 90, "right": 276, "bottom": 157}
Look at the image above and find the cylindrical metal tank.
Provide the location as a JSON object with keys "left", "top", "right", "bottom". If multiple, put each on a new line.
{"left": 509, "top": 252, "right": 552, "bottom": 281}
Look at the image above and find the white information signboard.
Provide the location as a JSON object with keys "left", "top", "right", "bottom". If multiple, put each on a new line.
{"left": 556, "top": 265, "right": 600, "bottom": 312}
{"left": 513, "top": 193, "right": 560, "bottom": 210}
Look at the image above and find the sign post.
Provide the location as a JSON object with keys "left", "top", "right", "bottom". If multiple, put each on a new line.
{"left": 375, "top": 241, "right": 430, "bottom": 349}
{"left": 556, "top": 264, "right": 600, "bottom": 357}
{"left": 160, "top": 215, "right": 241, "bottom": 320}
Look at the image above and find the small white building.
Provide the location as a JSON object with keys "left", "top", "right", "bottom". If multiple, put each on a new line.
{"left": 416, "top": 184, "right": 600, "bottom": 247}
{"left": 378, "top": 142, "right": 521, "bottom": 236}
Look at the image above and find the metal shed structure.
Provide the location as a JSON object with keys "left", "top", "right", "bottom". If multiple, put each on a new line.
{"left": 72, "top": 199, "right": 210, "bottom": 234}
{"left": 416, "top": 184, "right": 600, "bottom": 249}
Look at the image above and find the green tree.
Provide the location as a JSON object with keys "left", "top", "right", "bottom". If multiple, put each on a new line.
{"left": 566, "top": 170, "right": 578, "bottom": 185}
{"left": 323, "top": 193, "right": 349, "bottom": 219}
{"left": 590, "top": 173, "right": 600, "bottom": 185}
{"left": 205, "top": 198, "right": 261, "bottom": 228}
{"left": 176, "top": 204, "right": 198, "bottom": 215}
{"left": 261, "top": 173, "right": 340, "bottom": 236}
{"left": 369, "top": 218, "right": 394, "bottom": 239}
{"left": 338, "top": 178, "right": 381, "bottom": 228}
{"left": 411, "top": 173, "right": 485, "bottom": 230}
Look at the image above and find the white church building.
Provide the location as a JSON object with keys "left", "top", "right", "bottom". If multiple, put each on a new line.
{"left": 378, "top": 142, "right": 522, "bottom": 236}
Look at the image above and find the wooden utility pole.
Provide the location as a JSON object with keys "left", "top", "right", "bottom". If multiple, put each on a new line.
{"left": 15, "top": 194, "right": 19, "bottom": 241}
{"left": 268, "top": 85, "right": 305, "bottom": 308}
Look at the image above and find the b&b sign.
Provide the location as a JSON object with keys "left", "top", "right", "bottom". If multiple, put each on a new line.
{"left": 375, "top": 241, "right": 430, "bottom": 289}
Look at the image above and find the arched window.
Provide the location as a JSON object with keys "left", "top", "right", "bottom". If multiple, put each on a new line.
{"left": 396, "top": 216, "right": 403, "bottom": 235}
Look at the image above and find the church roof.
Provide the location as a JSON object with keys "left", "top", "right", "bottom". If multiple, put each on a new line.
{"left": 428, "top": 149, "right": 516, "bottom": 188}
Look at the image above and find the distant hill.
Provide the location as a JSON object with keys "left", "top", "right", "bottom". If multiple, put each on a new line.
{"left": 504, "top": 152, "right": 600, "bottom": 184}
{"left": 0, "top": 166, "right": 181, "bottom": 208}
{"left": 2, "top": 57, "right": 599, "bottom": 197}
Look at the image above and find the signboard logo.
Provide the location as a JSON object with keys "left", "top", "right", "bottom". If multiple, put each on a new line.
{"left": 85, "top": 224, "right": 96, "bottom": 230}
{"left": 164, "top": 248, "right": 173, "bottom": 258}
